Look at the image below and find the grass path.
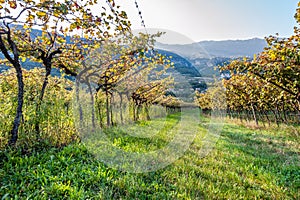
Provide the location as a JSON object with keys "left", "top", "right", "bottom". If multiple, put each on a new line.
{"left": 0, "top": 113, "right": 299, "bottom": 199}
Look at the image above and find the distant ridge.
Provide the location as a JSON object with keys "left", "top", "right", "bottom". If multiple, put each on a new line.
{"left": 155, "top": 38, "right": 268, "bottom": 77}
{"left": 155, "top": 38, "right": 267, "bottom": 58}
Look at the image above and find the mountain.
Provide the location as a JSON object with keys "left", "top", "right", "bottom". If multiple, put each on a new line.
{"left": 156, "top": 49, "right": 207, "bottom": 92}
{"left": 155, "top": 38, "right": 267, "bottom": 77}
{"left": 156, "top": 38, "right": 267, "bottom": 58}
{"left": 156, "top": 49, "right": 200, "bottom": 77}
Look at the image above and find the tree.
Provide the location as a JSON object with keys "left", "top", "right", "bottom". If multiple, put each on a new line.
{"left": 220, "top": 3, "right": 300, "bottom": 112}
{"left": 195, "top": 81, "right": 226, "bottom": 113}
{"left": 0, "top": 0, "right": 131, "bottom": 145}
{"left": 76, "top": 32, "right": 173, "bottom": 127}
{"left": 217, "top": 3, "right": 300, "bottom": 125}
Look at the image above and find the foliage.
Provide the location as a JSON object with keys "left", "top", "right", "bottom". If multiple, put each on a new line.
{"left": 219, "top": 3, "right": 300, "bottom": 113}
{"left": 0, "top": 68, "right": 76, "bottom": 149}
{"left": 195, "top": 81, "right": 226, "bottom": 111}
{"left": 76, "top": 32, "right": 175, "bottom": 127}
{"left": 195, "top": 3, "right": 300, "bottom": 126}
{"left": 0, "top": 0, "right": 132, "bottom": 145}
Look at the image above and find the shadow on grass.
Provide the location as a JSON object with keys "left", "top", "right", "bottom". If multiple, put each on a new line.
{"left": 219, "top": 124, "right": 299, "bottom": 190}
{"left": 1, "top": 118, "right": 298, "bottom": 199}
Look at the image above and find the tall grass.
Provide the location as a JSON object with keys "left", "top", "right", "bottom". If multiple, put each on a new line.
{"left": 0, "top": 114, "right": 299, "bottom": 199}
{"left": 0, "top": 68, "right": 77, "bottom": 149}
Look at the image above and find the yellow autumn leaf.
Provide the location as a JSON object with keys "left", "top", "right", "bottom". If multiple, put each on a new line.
{"left": 117, "top": 25, "right": 123, "bottom": 31}
{"left": 45, "top": 39, "right": 51, "bottom": 45}
{"left": 53, "top": 10, "right": 60, "bottom": 17}
{"left": 94, "top": 43, "right": 100, "bottom": 49}
{"left": 70, "top": 23, "right": 77, "bottom": 30}
{"left": 27, "top": 14, "right": 35, "bottom": 21}
{"left": 57, "top": 37, "right": 66, "bottom": 44}
{"left": 83, "top": 14, "right": 89, "bottom": 20}
{"left": 253, "top": 54, "right": 257, "bottom": 61}
{"left": 270, "top": 53, "right": 276, "bottom": 61}
{"left": 8, "top": 1, "right": 17, "bottom": 9}
{"left": 36, "top": 11, "right": 46, "bottom": 17}
{"left": 23, "top": 24, "right": 30, "bottom": 29}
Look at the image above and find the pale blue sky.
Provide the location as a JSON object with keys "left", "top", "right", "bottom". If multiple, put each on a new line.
{"left": 119, "top": 0, "right": 299, "bottom": 42}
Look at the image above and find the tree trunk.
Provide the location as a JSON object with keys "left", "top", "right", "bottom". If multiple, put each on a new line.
{"left": 282, "top": 106, "right": 288, "bottom": 123}
{"left": 106, "top": 90, "right": 110, "bottom": 127}
{"left": 75, "top": 78, "right": 84, "bottom": 128}
{"left": 35, "top": 66, "right": 51, "bottom": 135}
{"left": 110, "top": 94, "right": 114, "bottom": 126}
{"left": 136, "top": 104, "right": 142, "bottom": 121}
{"left": 133, "top": 103, "right": 136, "bottom": 122}
{"left": 271, "top": 109, "right": 280, "bottom": 127}
{"left": 87, "top": 80, "right": 95, "bottom": 130}
{"left": 245, "top": 109, "right": 251, "bottom": 123}
{"left": 145, "top": 104, "right": 150, "bottom": 120}
{"left": 34, "top": 49, "right": 62, "bottom": 135}
{"left": 95, "top": 94, "right": 103, "bottom": 128}
{"left": 8, "top": 65, "right": 24, "bottom": 146}
{"left": 251, "top": 103, "right": 258, "bottom": 126}
{"left": 0, "top": 32, "right": 24, "bottom": 146}
{"left": 238, "top": 110, "right": 243, "bottom": 123}
{"left": 275, "top": 105, "right": 283, "bottom": 124}
{"left": 263, "top": 110, "right": 271, "bottom": 127}
{"left": 257, "top": 111, "right": 265, "bottom": 127}
{"left": 119, "top": 93, "right": 123, "bottom": 124}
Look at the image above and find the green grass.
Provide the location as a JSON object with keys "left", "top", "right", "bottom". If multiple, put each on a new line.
{"left": 0, "top": 112, "right": 299, "bottom": 199}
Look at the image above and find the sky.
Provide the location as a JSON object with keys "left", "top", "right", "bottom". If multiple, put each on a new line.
{"left": 118, "top": 0, "right": 299, "bottom": 43}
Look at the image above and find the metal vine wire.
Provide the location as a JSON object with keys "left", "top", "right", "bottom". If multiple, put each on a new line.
{"left": 134, "top": 0, "right": 148, "bottom": 35}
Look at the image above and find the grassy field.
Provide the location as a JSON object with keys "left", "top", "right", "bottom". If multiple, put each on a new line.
{"left": 0, "top": 112, "right": 299, "bottom": 199}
